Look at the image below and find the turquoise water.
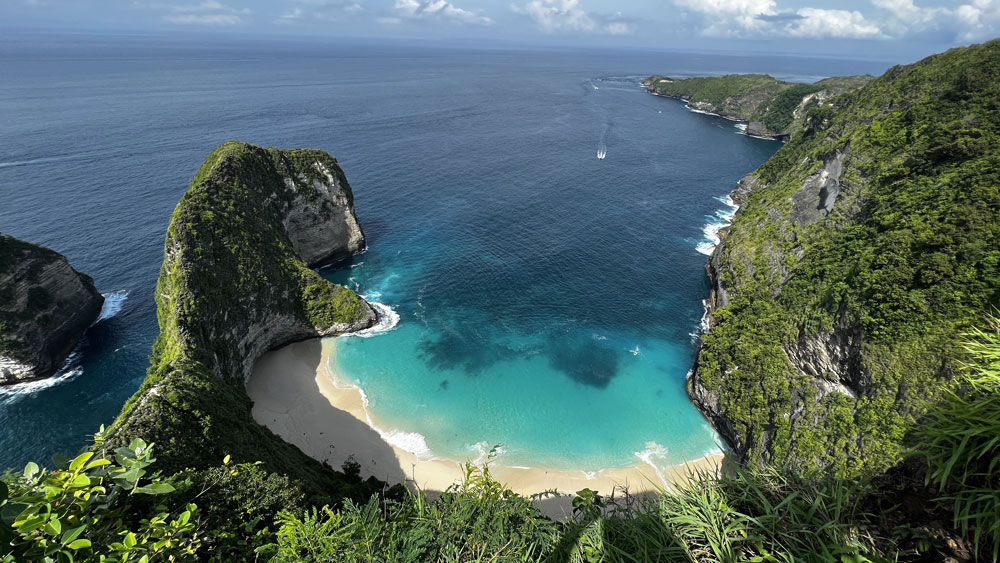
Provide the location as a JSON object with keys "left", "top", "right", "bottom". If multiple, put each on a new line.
{"left": 319, "top": 72, "right": 786, "bottom": 470}
{"left": 0, "top": 33, "right": 890, "bottom": 470}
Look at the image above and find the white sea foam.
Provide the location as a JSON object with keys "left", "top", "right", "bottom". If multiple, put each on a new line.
{"left": 633, "top": 441, "right": 671, "bottom": 489}
{"left": 381, "top": 429, "right": 434, "bottom": 460}
{"left": 734, "top": 122, "right": 747, "bottom": 132}
{"left": 96, "top": 290, "right": 128, "bottom": 322}
{"left": 0, "top": 357, "right": 84, "bottom": 400}
{"left": 343, "top": 301, "right": 400, "bottom": 338}
{"left": 469, "top": 441, "right": 507, "bottom": 466}
{"left": 695, "top": 194, "right": 740, "bottom": 256}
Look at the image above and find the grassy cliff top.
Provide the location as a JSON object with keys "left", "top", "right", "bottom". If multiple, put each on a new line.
{"left": 695, "top": 40, "right": 1000, "bottom": 476}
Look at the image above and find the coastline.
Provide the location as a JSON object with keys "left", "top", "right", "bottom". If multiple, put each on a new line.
{"left": 246, "top": 338, "right": 724, "bottom": 518}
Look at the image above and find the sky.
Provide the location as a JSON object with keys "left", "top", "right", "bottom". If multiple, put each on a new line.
{"left": 2, "top": 0, "right": 998, "bottom": 59}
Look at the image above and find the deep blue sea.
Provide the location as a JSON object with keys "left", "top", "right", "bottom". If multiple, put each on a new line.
{"left": 0, "top": 33, "right": 892, "bottom": 471}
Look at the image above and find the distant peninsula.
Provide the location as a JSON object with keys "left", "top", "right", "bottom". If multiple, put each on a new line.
{"left": 642, "top": 73, "right": 873, "bottom": 140}
{"left": 0, "top": 234, "right": 103, "bottom": 384}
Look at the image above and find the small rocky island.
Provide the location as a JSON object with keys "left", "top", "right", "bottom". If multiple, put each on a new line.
{"left": 642, "top": 73, "right": 872, "bottom": 140}
{"left": 0, "top": 234, "right": 104, "bottom": 384}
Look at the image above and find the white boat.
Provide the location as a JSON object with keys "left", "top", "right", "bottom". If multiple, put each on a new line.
{"left": 597, "top": 149, "right": 606, "bottom": 160}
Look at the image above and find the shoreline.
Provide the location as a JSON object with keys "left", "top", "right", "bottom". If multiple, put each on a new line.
{"left": 246, "top": 338, "right": 724, "bottom": 517}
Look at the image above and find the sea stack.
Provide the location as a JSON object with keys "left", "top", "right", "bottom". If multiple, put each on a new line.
{"left": 0, "top": 234, "right": 104, "bottom": 384}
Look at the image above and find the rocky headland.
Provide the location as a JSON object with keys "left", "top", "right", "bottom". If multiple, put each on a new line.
{"left": 642, "top": 73, "right": 873, "bottom": 140}
{"left": 104, "top": 141, "right": 382, "bottom": 498}
{"left": 0, "top": 234, "right": 104, "bottom": 384}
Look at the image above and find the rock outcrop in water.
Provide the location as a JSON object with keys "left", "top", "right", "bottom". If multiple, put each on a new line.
{"left": 0, "top": 234, "right": 104, "bottom": 384}
{"left": 106, "top": 141, "right": 378, "bottom": 490}
{"left": 642, "top": 73, "right": 873, "bottom": 140}
{"left": 689, "top": 40, "right": 1000, "bottom": 477}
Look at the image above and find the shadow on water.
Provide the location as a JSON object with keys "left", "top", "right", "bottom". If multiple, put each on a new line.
{"left": 547, "top": 333, "right": 620, "bottom": 388}
{"left": 417, "top": 325, "right": 513, "bottom": 375}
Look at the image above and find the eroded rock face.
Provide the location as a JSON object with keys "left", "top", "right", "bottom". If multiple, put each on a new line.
{"left": 282, "top": 159, "right": 366, "bottom": 267}
{"left": 789, "top": 152, "right": 845, "bottom": 225}
{"left": 0, "top": 235, "right": 103, "bottom": 384}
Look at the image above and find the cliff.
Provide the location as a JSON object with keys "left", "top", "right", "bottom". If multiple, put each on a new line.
{"left": 642, "top": 73, "right": 873, "bottom": 140}
{"left": 0, "top": 234, "right": 103, "bottom": 384}
{"left": 105, "top": 141, "right": 379, "bottom": 494}
{"left": 690, "top": 41, "right": 1000, "bottom": 477}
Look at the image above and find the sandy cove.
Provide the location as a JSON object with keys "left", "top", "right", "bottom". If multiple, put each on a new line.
{"left": 246, "top": 338, "right": 724, "bottom": 519}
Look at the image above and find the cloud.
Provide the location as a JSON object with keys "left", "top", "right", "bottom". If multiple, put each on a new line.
{"left": 671, "top": 0, "right": 882, "bottom": 38}
{"left": 511, "top": 0, "right": 636, "bottom": 34}
{"left": 163, "top": 13, "right": 243, "bottom": 24}
{"left": 873, "top": 0, "right": 1000, "bottom": 41}
{"left": 392, "top": 0, "right": 494, "bottom": 25}
{"left": 785, "top": 8, "right": 882, "bottom": 38}
{"left": 756, "top": 11, "right": 805, "bottom": 21}
{"left": 135, "top": 1, "right": 248, "bottom": 25}
{"left": 672, "top": 0, "right": 999, "bottom": 42}
{"left": 278, "top": 0, "right": 363, "bottom": 23}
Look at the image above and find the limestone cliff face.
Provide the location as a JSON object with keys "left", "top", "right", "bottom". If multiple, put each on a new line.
{"left": 107, "top": 141, "right": 376, "bottom": 475}
{"left": 689, "top": 40, "right": 1000, "bottom": 477}
{"left": 282, "top": 158, "right": 366, "bottom": 267}
{"left": 0, "top": 235, "right": 103, "bottom": 384}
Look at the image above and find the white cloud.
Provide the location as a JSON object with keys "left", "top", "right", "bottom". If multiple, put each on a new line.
{"left": 163, "top": 13, "right": 243, "bottom": 24}
{"left": 874, "top": 0, "right": 1000, "bottom": 41}
{"left": 671, "top": 0, "right": 882, "bottom": 38}
{"left": 392, "top": 0, "right": 494, "bottom": 25}
{"left": 511, "top": 0, "right": 636, "bottom": 34}
{"left": 134, "top": 1, "right": 248, "bottom": 25}
{"left": 786, "top": 8, "right": 882, "bottom": 38}
{"left": 278, "top": 0, "right": 364, "bottom": 23}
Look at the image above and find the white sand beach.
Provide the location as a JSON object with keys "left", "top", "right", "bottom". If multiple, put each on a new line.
{"left": 246, "top": 338, "right": 724, "bottom": 518}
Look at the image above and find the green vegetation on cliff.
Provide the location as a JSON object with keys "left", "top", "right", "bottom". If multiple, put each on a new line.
{"left": 644, "top": 73, "right": 873, "bottom": 138}
{"left": 694, "top": 40, "right": 1000, "bottom": 477}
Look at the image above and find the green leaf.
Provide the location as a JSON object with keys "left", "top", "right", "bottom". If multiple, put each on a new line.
{"left": 223, "top": 454, "right": 231, "bottom": 465}
{"left": 23, "top": 462, "right": 40, "bottom": 479}
{"left": 68, "top": 452, "right": 94, "bottom": 473}
{"left": 84, "top": 459, "right": 111, "bottom": 471}
{"left": 123, "top": 532, "right": 137, "bottom": 549}
{"left": 70, "top": 475, "right": 90, "bottom": 488}
{"left": 44, "top": 517, "right": 62, "bottom": 537}
{"left": 67, "top": 539, "right": 91, "bottom": 550}
{"left": 61, "top": 524, "right": 87, "bottom": 546}
{"left": 134, "top": 483, "right": 174, "bottom": 495}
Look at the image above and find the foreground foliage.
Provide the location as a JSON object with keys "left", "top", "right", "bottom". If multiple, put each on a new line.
{"left": 913, "top": 319, "right": 1000, "bottom": 561}
{"left": 4, "top": 318, "right": 999, "bottom": 560}
{"left": 0, "top": 438, "right": 200, "bottom": 562}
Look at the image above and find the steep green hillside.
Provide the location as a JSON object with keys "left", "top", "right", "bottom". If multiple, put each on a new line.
{"left": 104, "top": 141, "right": 381, "bottom": 502}
{"left": 643, "top": 73, "right": 873, "bottom": 139}
{"left": 691, "top": 41, "right": 1000, "bottom": 477}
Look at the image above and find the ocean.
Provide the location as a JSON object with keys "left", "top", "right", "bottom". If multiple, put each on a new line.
{"left": 0, "top": 32, "right": 891, "bottom": 471}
